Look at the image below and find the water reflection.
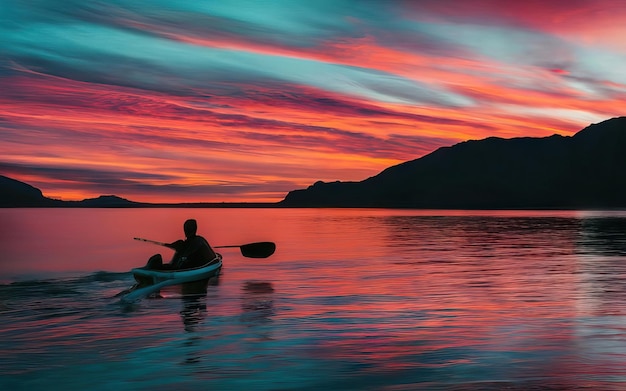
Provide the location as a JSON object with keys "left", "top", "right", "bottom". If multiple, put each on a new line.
{"left": 574, "top": 217, "right": 626, "bottom": 324}
{"left": 578, "top": 217, "right": 626, "bottom": 256}
{"left": 240, "top": 281, "right": 274, "bottom": 340}
{"left": 4, "top": 209, "right": 626, "bottom": 389}
{"left": 179, "top": 279, "right": 210, "bottom": 332}
{"left": 347, "top": 214, "right": 594, "bottom": 382}
{"left": 178, "top": 277, "right": 221, "bottom": 366}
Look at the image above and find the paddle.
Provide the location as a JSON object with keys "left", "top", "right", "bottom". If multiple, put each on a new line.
{"left": 133, "top": 237, "right": 276, "bottom": 258}
{"left": 133, "top": 237, "right": 172, "bottom": 247}
{"left": 216, "top": 242, "right": 276, "bottom": 258}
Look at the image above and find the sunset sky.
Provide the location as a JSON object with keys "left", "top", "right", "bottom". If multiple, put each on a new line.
{"left": 2, "top": 0, "right": 626, "bottom": 203}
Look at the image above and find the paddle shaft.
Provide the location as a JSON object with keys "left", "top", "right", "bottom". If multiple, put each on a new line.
{"left": 133, "top": 237, "right": 169, "bottom": 247}
{"left": 133, "top": 238, "right": 276, "bottom": 258}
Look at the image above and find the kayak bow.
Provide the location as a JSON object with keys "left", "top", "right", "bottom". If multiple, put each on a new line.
{"left": 119, "top": 254, "right": 222, "bottom": 303}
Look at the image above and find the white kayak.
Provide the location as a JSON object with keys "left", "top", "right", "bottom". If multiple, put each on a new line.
{"left": 120, "top": 254, "right": 222, "bottom": 303}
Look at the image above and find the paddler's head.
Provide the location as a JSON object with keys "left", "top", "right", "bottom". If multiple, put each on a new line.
{"left": 183, "top": 219, "right": 197, "bottom": 239}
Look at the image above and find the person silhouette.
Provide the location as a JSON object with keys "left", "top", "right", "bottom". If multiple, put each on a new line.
{"left": 146, "top": 219, "right": 217, "bottom": 270}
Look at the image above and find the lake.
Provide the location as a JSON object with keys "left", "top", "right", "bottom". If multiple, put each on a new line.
{"left": 2, "top": 208, "right": 626, "bottom": 390}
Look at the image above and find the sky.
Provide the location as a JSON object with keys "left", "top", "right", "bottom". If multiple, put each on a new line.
{"left": 2, "top": 0, "right": 626, "bottom": 203}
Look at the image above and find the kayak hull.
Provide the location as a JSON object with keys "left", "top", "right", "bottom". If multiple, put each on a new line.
{"left": 132, "top": 254, "right": 223, "bottom": 285}
{"left": 120, "top": 254, "right": 222, "bottom": 302}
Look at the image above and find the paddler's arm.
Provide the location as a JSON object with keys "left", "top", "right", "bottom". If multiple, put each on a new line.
{"left": 166, "top": 240, "right": 187, "bottom": 267}
{"left": 166, "top": 240, "right": 185, "bottom": 251}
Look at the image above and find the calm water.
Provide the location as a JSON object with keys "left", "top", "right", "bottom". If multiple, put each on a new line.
{"left": 2, "top": 208, "right": 626, "bottom": 390}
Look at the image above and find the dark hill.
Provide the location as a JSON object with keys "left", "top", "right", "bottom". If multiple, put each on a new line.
{"left": 0, "top": 176, "right": 277, "bottom": 208}
{"left": 280, "top": 117, "right": 626, "bottom": 209}
{"left": 0, "top": 176, "right": 140, "bottom": 207}
{"left": 72, "top": 195, "right": 140, "bottom": 207}
{"left": 0, "top": 175, "right": 59, "bottom": 207}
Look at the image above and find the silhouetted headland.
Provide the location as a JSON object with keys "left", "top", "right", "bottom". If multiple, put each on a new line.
{"left": 3, "top": 117, "right": 626, "bottom": 209}
{"left": 280, "top": 117, "right": 626, "bottom": 209}
{"left": 0, "top": 175, "right": 56, "bottom": 207}
{"left": 0, "top": 177, "right": 143, "bottom": 207}
{"left": 0, "top": 176, "right": 274, "bottom": 208}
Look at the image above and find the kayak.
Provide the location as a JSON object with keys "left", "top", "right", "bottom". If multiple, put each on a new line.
{"left": 132, "top": 253, "right": 223, "bottom": 285}
{"left": 119, "top": 254, "right": 222, "bottom": 302}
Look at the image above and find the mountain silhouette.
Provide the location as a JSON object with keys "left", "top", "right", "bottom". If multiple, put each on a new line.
{"left": 75, "top": 195, "right": 140, "bottom": 207}
{"left": 3, "top": 117, "right": 626, "bottom": 209}
{"left": 0, "top": 175, "right": 139, "bottom": 207}
{"left": 280, "top": 117, "right": 626, "bottom": 209}
{"left": 0, "top": 175, "right": 59, "bottom": 207}
{"left": 0, "top": 175, "right": 271, "bottom": 208}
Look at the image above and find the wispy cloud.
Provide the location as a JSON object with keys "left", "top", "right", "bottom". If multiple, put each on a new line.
{"left": 1, "top": 0, "right": 625, "bottom": 202}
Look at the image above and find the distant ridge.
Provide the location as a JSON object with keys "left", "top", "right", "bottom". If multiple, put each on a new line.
{"left": 0, "top": 175, "right": 275, "bottom": 208}
{"left": 74, "top": 195, "right": 140, "bottom": 207}
{"left": 280, "top": 117, "right": 626, "bottom": 209}
{"left": 0, "top": 177, "right": 140, "bottom": 207}
{"left": 3, "top": 117, "right": 626, "bottom": 209}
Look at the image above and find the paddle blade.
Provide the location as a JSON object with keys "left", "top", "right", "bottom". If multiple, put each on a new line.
{"left": 239, "top": 242, "right": 276, "bottom": 258}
